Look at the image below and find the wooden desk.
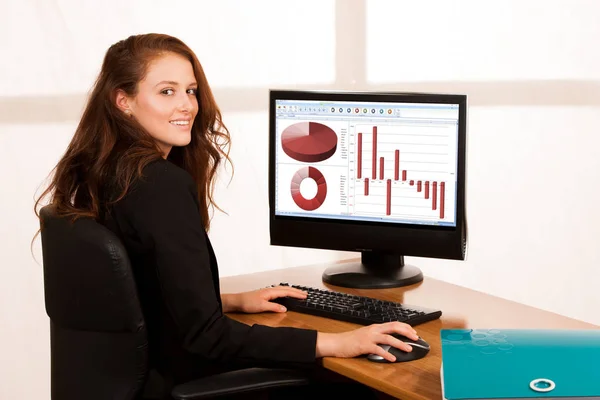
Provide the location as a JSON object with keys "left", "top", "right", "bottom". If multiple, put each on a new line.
{"left": 221, "top": 260, "right": 597, "bottom": 399}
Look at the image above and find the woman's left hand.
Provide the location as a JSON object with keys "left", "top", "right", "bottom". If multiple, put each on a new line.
{"left": 223, "top": 286, "right": 308, "bottom": 314}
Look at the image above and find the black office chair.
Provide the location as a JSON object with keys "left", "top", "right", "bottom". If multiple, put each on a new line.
{"left": 39, "top": 205, "right": 311, "bottom": 399}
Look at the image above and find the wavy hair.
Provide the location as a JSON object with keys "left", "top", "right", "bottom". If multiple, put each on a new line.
{"left": 34, "top": 33, "right": 231, "bottom": 234}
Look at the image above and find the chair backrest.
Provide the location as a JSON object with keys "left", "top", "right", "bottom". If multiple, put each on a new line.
{"left": 39, "top": 205, "right": 149, "bottom": 400}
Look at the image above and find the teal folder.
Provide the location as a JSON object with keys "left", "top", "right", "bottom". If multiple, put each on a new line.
{"left": 440, "top": 329, "right": 600, "bottom": 399}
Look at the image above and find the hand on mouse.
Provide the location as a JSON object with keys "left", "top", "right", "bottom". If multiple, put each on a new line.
{"left": 315, "top": 321, "right": 419, "bottom": 362}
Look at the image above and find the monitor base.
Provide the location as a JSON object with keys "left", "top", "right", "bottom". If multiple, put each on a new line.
{"left": 322, "top": 252, "right": 423, "bottom": 289}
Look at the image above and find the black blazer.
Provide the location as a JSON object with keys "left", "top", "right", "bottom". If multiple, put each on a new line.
{"left": 101, "top": 159, "right": 318, "bottom": 383}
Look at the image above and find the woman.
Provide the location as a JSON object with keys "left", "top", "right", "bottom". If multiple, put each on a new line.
{"left": 35, "top": 33, "right": 419, "bottom": 396}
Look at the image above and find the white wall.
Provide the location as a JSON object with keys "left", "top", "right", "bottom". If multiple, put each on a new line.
{"left": 2, "top": 0, "right": 600, "bottom": 398}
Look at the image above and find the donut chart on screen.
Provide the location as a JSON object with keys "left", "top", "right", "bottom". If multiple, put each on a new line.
{"left": 290, "top": 166, "right": 327, "bottom": 211}
{"left": 281, "top": 122, "right": 337, "bottom": 162}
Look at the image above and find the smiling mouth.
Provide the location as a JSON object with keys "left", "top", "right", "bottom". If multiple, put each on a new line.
{"left": 169, "top": 120, "right": 190, "bottom": 126}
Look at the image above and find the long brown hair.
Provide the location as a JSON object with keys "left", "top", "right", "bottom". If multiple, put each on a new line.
{"left": 34, "top": 33, "right": 231, "bottom": 232}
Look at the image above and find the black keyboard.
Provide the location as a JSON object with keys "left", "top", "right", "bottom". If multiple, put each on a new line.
{"left": 271, "top": 283, "right": 442, "bottom": 327}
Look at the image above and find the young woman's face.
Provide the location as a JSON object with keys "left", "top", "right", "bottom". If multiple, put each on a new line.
{"left": 127, "top": 52, "right": 199, "bottom": 157}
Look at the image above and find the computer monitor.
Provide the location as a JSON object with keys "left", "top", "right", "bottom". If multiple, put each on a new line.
{"left": 268, "top": 90, "right": 467, "bottom": 289}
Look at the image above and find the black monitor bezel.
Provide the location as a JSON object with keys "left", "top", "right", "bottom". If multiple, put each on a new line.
{"left": 268, "top": 90, "right": 467, "bottom": 260}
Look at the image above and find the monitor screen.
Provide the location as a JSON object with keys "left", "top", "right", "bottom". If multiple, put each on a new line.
{"left": 269, "top": 90, "right": 467, "bottom": 289}
{"left": 274, "top": 97, "right": 459, "bottom": 228}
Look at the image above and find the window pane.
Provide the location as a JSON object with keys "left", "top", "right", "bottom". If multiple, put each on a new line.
{"left": 136, "top": 0, "right": 336, "bottom": 89}
{"left": 366, "top": 0, "right": 600, "bottom": 82}
{"left": 1, "top": 0, "right": 335, "bottom": 97}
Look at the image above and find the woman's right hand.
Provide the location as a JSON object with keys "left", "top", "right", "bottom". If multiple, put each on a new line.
{"left": 315, "top": 321, "right": 420, "bottom": 362}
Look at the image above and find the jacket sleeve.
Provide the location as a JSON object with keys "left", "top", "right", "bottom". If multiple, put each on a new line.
{"left": 121, "top": 161, "right": 317, "bottom": 365}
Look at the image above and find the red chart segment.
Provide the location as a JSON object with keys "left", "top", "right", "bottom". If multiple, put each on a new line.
{"left": 282, "top": 122, "right": 338, "bottom": 162}
{"left": 290, "top": 166, "right": 327, "bottom": 211}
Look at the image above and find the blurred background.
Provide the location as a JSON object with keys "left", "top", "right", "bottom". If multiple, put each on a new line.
{"left": 1, "top": 0, "right": 600, "bottom": 398}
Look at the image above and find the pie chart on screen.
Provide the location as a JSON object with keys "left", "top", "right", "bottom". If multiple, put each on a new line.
{"left": 290, "top": 166, "right": 327, "bottom": 211}
{"left": 281, "top": 122, "right": 337, "bottom": 162}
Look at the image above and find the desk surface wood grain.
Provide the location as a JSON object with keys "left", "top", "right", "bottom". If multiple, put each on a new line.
{"left": 220, "top": 259, "right": 596, "bottom": 399}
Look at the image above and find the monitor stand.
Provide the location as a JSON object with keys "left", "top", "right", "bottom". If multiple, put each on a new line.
{"left": 321, "top": 251, "right": 423, "bottom": 289}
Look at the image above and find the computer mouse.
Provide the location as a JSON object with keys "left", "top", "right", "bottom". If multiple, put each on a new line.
{"left": 367, "top": 334, "right": 430, "bottom": 363}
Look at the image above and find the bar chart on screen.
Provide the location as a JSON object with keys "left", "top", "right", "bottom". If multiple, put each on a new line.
{"left": 348, "top": 123, "right": 457, "bottom": 224}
